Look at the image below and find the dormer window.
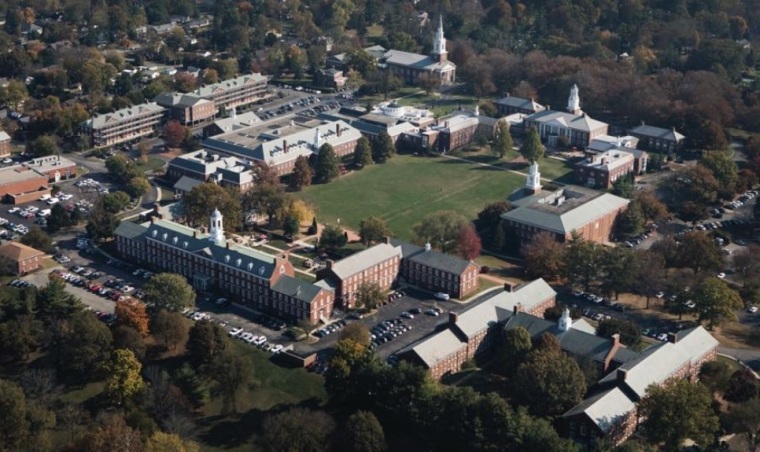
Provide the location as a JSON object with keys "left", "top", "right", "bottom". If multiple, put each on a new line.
{"left": 259, "top": 266, "right": 265, "bottom": 275}
{"left": 236, "top": 258, "right": 242, "bottom": 267}
{"left": 247, "top": 262, "right": 253, "bottom": 271}
{"left": 172, "top": 237, "right": 178, "bottom": 244}
{"left": 183, "top": 241, "right": 188, "bottom": 249}
{"left": 152, "top": 230, "right": 158, "bottom": 237}
{"left": 162, "top": 233, "right": 168, "bottom": 241}
{"left": 224, "top": 255, "right": 230, "bottom": 263}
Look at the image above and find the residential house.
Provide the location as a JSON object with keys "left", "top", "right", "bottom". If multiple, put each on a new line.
{"left": 113, "top": 209, "right": 334, "bottom": 323}
{"left": 81, "top": 102, "right": 166, "bottom": 148}
{"left": 390, "top": 238, "right": 480, "bottom": 300}
{"left": 0, "top": 242, "right": 46, "bottom": 275}
{"left": 315, "top": 243, "right": 401, "bottom": 309}
{"left": 627, "top": 122, "right": 685, "bottom": 153}
{"left": 314, "top": 68, "right": 348, "bottom": 89}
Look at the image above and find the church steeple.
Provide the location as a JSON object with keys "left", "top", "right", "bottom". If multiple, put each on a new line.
{"left": 567, "top": 84, "right": 581, "bottom": 115}
{"left": 431, "top": 15, "right": 448, "bottom": 63}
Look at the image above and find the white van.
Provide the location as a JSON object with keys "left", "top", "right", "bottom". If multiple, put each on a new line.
{"left": 38, "top": 209, "right": 51, "bottom": 217}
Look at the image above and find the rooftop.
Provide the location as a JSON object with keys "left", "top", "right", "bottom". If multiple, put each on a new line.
{"left": 628, "top": 123, "right": 685, "bottom": 141}
{"left": 84, "top": 102, "right": 166, "bottom": 130}
{"left": 576, "top": 149, "right": 635, "bottom": 172}
{"left": 193, "top": 73, "right": 268, "bottom": 99}
{"left": 390, "top": 238, "right": 475, "bottom": 275}
{"left": 0, "top": 242, "right": 45, "bottom": 262}
{"left": 272, "top": 275, "right": 324, "bottom": 304}
{"left": 22, "top": 155, "right": 77, "bottom": 173}
{"left": 0, "top": 165, "right": 47, "bottom": 186}
{"left": 526, "top": 109, "right": 608, "bottom": 133}
{"left": 326, "top": 243, "right": 401, "bottom": 280}
{"left": 495, "top": 95, "right": 545, "bottom": 112}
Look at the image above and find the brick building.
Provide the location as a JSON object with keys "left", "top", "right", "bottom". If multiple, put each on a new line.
{"left": 390, "top": 238, "right": 480, "bottom": 300}
{"left": 22, "top": 155, "right": 77, "bottom": 183}
{"left": 0, "top": 242, "right": 46, "bottom": 275}
{"left": 0, "top": 131, "right": 11, "bottom": 158}
{"left": 167, "top": 150, "right": 255, "bottom": 193}
{"left": 81, "top": 102, "right": 166, "bottom": 148}
{"left": 574, "top": 149, "right": 636, "bottom": 189}
{"left": 192, "top": 73, "right": 268, "bottom": 110}
{"left": 628, "top": 122, "right": 685, "bottom": 153}
{"left": 501, "top": 163, "right": 630, "bottom": 244}
{"left": 398, "top": 279, "right": 556, "bottom": 380}
{"left": 494, "top": 94, "right": 545, "bottom": 116}
{"left": 113, "top": 209, "right": 334, "bottom": 323}
{"left": 315, "top": 243, "right": 401, "bottom": 309}
{"left": 155, "top": 92, "right": 217, "bottom": 127}
{"left": 0, "top": 165, "right": 50, "bottom": 204}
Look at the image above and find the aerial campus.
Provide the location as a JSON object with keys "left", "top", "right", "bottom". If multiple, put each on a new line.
{"left": 0, "top": 1, "right": 759, "bottom": 450}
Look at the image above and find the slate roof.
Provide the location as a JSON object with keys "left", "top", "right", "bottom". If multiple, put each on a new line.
{"left": 563, "top": 388, "right": 636, "bottom": 433}
{"left": 389, "top": 238, "right": 475, "bottom": 275}
{"left": 628, "top": 124, "right": 685, "bottom": 142}
{"left": 155, "top": 92, "right": 211, "bottom": 109}
{"left": 526, "top": 110, "right": 608, "bottom": 133}
{"left": 113, "top": 221, "right": 148, "bottom": 240}
{"left": 327, "top": 243, "right": 401, "bottom": 280}
{"left": 0, "top": 242, "right": 45, "bottom": 261}
{"left": 502, "top": 187, "right": 630, "bottom": 235}
{"left": 272, "top": 275, "right": 324, "bottom": 304}
{"left": 381, "top": 50, "right": 457, "bottom": 72}
{"left": 84, "top": 103, "right": 165, "bottom": 130}
{"left": 173, "top": 176, "right": 202, "bottom": 193}
{"left": 495, "top": 95, "right": 545, "bottom": 112}
{"left": 410, "top": 329, "right": 466, "bottom": 368}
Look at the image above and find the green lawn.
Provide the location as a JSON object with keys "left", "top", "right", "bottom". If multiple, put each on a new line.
{"left": 135, "top": 156, "right": 166, "bottom": 174}
{"left": 297, "top": 154, "right": 524, "bottom": 240}
{"left": 537, "top": 157, "right": 577, "bottom": 184}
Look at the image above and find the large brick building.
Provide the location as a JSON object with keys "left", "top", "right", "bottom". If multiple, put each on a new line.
{"left": 167, "top": 150, "right": 255, "bottom": 194}
{"left": 192, "top": 73, "right": 268, "bottom": 110}
{"left": 398, "top": 279, "right": 557, "bottom": 380}
{"left": 494, "top": 94, "right": 545, "bottom": 116}
{"left": 390, "top": 238, "right": 480, "bottom": 300}
{"left": 22, "top": 155, "right": 77, "bottom": 183}
{"left": 155, "top": 92, "right": 217, "bottom": 127}
{"left": 628, "top": 122, "right": 685, "bottom": 153}
{"left": 575, "top": 150, "right": 636, "bottom": 189}
{"left": 113, "top": 209, "right": 334, "bottom": 323}
{"left": 0, "top": 165, "right": 51, "bottom": 204}
{"left": 501, "top": 163, "right": 629, "bottom": 244}
{"left": 82, "top": 102, "right": 166, "bottom": 148}
{"left": 0, "top": 242, "right": 46, "bottom": 275}
{"left": 316, "top": 243, "right": 401, "bottom": 309}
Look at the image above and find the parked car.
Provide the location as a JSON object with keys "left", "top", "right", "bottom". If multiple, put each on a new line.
{"left": 434, "top": 292, "right": 450, "bottom": 301}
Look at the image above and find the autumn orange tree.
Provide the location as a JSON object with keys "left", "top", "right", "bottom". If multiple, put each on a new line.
{"left": 457, "top": 223, "right": 482, "bottom": 260}
{"left": 164, "top": 120, "right": 188, "bottom": 148}
{"left": 115, "top": 299, "right": 150, "bottom": 337}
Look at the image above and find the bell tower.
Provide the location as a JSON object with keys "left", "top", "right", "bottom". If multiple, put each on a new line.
{"left": 431, "top": 15, "right": 448, "bottom": 63}
{"left": 567, "top": 84, "right": 581, "bottom": 115}
{"left": 558, "top": 307, "right": 572, "bottom": 332}
{"left": 209, "top": 208, "right": 225, "bottom": 245}
{"left": 525, "top": 161, "right": 542, "bottom": 195}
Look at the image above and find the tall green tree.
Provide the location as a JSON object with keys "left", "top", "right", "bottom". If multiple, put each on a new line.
{"left": 260, "top": 408, "right": 336, "bottom": 452}
{"left": 46, "top": 203, "right": 72, "bottom": 233}
{"left": 151, "top": 310, "right": 188, "bottom": 350}
{"left": 476, "top": 201, "right": 511, "bottom": 247}
{"left": 144, "top": 273, "right": 196, "bottom": 313}
{"left": 492, "top": 120, "right": 514, "bottom": 158}
{"left": 341, "top": 411, "right": 387, "bottom": 452}
{"left": 243, "top": 182, "right": 287, "bottom": 227}
{"left": 633, "top": 250, "right": 667, "bottom": 308}
{"left": 0, "top": 315, "right": 41, "bottom": 361}
{"left": 519, "top": 126, "right": 544, "bottom": 162}
{"left": 412, "top": 211, "right": 468, "bottom": 253}
{"left": 561, "top": 235, "right": 605, "bottom": 290}
{"left": 358, "top": 216, "right": 391, "bottom": 246}
{"left": 596, "top": 318, "right": 641, "bottom": 347}
{"left": 210, "top": 348, "right": 249, "bottom": 414}
{"left": 639, "top": 379, "right": 719, "bottom": 451}
{"left": 678, "top": 232, "right": 724, "bottom": 274}
{"left": 315, "top": 143, "right": 340, "bottom": 184}
{"left": 725, "top": 396, "right": 760, "bottom": 452}
{"left": 354, "top": 282, "right": 384, "bottom": 310}
{"left": 290, "top": 155, "right": 313, "bottom": 191}
{"left": 692, "top": 277, "right": 743, "bottom": 329}
{"left": 372, "top": 131, "right": 395, "bottom": 163}
{"left": 700, "top": 150, "right": 738, "bottom": 199}
{"left": 86, "top": 201, "right": 120, "bottom": 242}
{"left": 187, "top": 320, "right": 228, "bottom": 374}
{"left": 0, "top": 379, "right": 29, "bottom": 449}
{"left": 105, "top": 154, "right": 139, "bottom": 184}
{"left": 354, "top": 136, "right": 373, "bottom": 168}
{"left": 20, "top": 226, "right": 53, "bottom": 253}
{"left": 182, "top": 182, "right": 242, "bottom": 230}
{"left": 57, "top": 311, "right": 113, "bottom": 382}
{"left": 31, "top": 135, "right": 58, "bottom": 157}
{"left": 498, "top": 326, "right": 533, "bottom": 377}
{"left": 320, "top": 224, "right": 348, "bottom": 250}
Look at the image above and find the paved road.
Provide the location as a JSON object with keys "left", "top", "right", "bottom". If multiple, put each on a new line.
{"left": 719, "top": 347, "right": 760, "bottom": 372}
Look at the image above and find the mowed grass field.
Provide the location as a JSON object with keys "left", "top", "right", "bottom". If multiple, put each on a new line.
{"left": 297, "top": 154, "right": 525, "bottom": 240}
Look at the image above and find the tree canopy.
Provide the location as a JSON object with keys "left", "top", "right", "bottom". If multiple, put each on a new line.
{"left": 182, "top": 182, "right": 242, "bottom": 231}
{"left": 315, "top": 143, "right": 340, "bottom": 184}
{"left": 144, "top": 273, "right": 196, "bottom": 313}
{"left": 519, "top": 127, "right": 544, "bottom": 162}
{"left": 358, "top": 216, "right": 391, "bottom": 247}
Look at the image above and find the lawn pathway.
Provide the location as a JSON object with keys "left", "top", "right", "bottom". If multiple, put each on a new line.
{"left": 440, "top": 153, "right": 566, "bottom": 185}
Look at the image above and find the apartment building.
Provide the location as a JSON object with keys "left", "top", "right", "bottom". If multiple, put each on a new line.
{"left": 316, "top": 243, "right": 401, "bottom": 309}
{"left": 192, "top": 73, "right": 268, "bottom": 110}
{"left": 390, "top": 238, "right": 480, "bottom": 300}
{"left": 155, "top": 92, "right": 217, "bottom": 127}
{"left": 114, "top": 209, "right": 334, "bottom": 323}
{"left": 81, "top": 102, "right": 166, "bottom": 148}
{"left": 0, "top": 242, "right": 46, "bottom": 275}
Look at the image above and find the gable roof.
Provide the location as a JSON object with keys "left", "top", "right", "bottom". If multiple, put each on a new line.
{"left": 495, "top": 95, "right": 545, "bottom": 112}
{"left": 0, "top": 242, "right": 45, "bottom": 261}
{"left": 628, "top": 124, "right": 685, "bottom": 142}
{"left": 526, "top": 110, "right": 608, "bottom": 133}
{"left": 409, "top": 329, "right": 466, "bottom": 368}
{"left": 193, "top": 73, "right": 268, "bottom": 99}
{"left": 173, "top": 175, "right": 203, "bottom": 193}
{"left": 0, "top": 131, "right": 10, "bottom": 141}
{"left": 389, "top": 238, "right": 475, "bottom": 275}
{"left": 114, "top": 221, "right": 148, "bottom": 240}
{"left": 84, "top": 103, "right": 166, "bottom": 130}
{"left": 327, "top": 243, "right": 401, "bottom": 280}
{"left": 272, "top": 275, "right": 325, "bottom": 304}
{"left": 155, "top": 92, "right": 211, "bottom": 109}
{"left": 563, "top": 388, "right": 636, "bottom": 433}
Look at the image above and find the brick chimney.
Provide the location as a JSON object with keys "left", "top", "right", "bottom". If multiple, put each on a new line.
{"left": 504, "top": 283, "right": 514, "bottom": 293}
{"left": 603, "top": 333, "right": 621, "bottom": 372}
{"left": 226, "top": 242, "right": 230, "bottom": 249}
{"left": 336, "top": 123, "right": 341, "bottom": 137}
{"left": 667, "top": 332, "right": 678, "bottom": 344}
{"left": 617, "top": 368, "right": 628, "bottom": 382}
{"left": 449, "top": 312, "right": 458, "bottom": 324}
{"left": 326, "top": 259, "right": 334, "bottom": 269}
{"left": 513, "top": 302, "right": 522, "bottom": 315}
{"left": 193, "top": 230, "right": 197, "bottom": 238}
{"left": 283, "top": 140, "right": 288, "bottom": 153}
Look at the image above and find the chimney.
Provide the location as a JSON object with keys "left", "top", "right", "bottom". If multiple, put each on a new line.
{"left": 226, "top": 242, "right": 230, "bottom": 249}
{"left": 546, "top": 104, "right": 550, "bottom": 110}
{"left": 449, "top": 312, "right": 458, "bottom": 324}
{"left": 603, "top": 334, "right": 622, "bottom": 372}
{"left": 150, "top": 216, "right": 156, "bottom": 223}
{"left": 504, "top": 283, "right": 514, "bottom": 293}
{"left": 611, "top": 333, "right": 620, "bottom": 348}
{"left": 513, "top": 302, "right": 522, "bottom": 315}
{"left": 326, "top": 259, "right": 334, "bottom": 269}
{"left": 506, "top": 92, "right": 510, "bottom": 97}
{"left": 667, "top": 332, "right": 678, "bottom": 344}
{"left": 283, "top": 140, "right": 288, "bottom": 153}
{"left": 640, "top": 120, "right": 645, "bottom": 126}
{"left": 153, "top": 203, "right": 160, "bottom": 214}
{"left": 336, "top": 123, "right": 341, "bottom": 137}
{"left": 617, "top": 368, "right": 628, "bottom": 382}
{"left": 444, "top": 121, "right": 449, "bottom": 128}
{"left": 383, "top": 236, "right": 390, "bottom": 244}
{"left": 193, "top": 230, "right": 197, "bottom": 238}
{"left": 424, "top": 243, "right": 431, "bottom": 251}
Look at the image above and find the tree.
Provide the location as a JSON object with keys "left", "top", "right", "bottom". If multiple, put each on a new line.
{"left": 678, "top": 232, "right": 724, "bottom": 274}
{"left": 354, "top": 136, "right": 373, "bottom": 168}
{"left": 341, "top": 411, "right": 387, "bottom": 452}
{"left": 105, "top": 154, "right": 139, "bottom": 184}
{"left": 699, "top": 360, "right": 734, "bottom": 395}
{"left": 612, "top": 174, "right": 635, "bottom": 199}
{"left": 492, "top": 120, "right": 514, "bottom": 158}
{"left": 112, "top": 326, "right": 146, "bottom": 362}
{"left": 692, "top": 277, "right": 743, "bottom": 329}
{"left": 600, "top": 247, "right": 636, "bottom": 299}
{"left": 636, "top": 190, "right": 669, "bottom": 221}
{"left": 340, "top": 323, "right": 371, "bottom": 346}
{"left": 86, "top": 201, "right": 120, "bottom": 242}
{"left": 47, "top": 202, "right": 72, "bottom": 232}
{"left": 1, "top": 79, "right": 27, "bottom": 109}
{"left": 104, "top": 349, "right": 144, "bottom": 405}
{"left": 144, "top": 273, "right": 196, "bottom": 313}
{"left": 182, "top": 182, "right": 242, "bottom": 231}
{"left": 725, "top": 396, "right": 760, "bottom": 452}
{"left": 559, "top": 236, "right": 603, "bottom": 288}
{"left": 101, "top": 191, "right": 131, "bottom": 213}
{"left": 320, "top": 224, "right": 348, "bottom": 250}
{"left": 126, "top": 177, "right": 151, "bottom": 199}
{"left": 358, "top": 216, "right": 391, "bottom": 247}
{"left": 146, "top": 432, "right": 199, "bottom": 452}
{"left": 290, "top": 155, "right": 313, "bottom": 191}
{"left": 0, "top": 379, "right": 29, "bottom": 448}
{"left": 633, "top": 250, "right": 667, "bottom": 308}
{"left": 115, "top": 299, "right": 150, "bottom": 337}
{"left": 283, "top": 215, "right": 300, "bottom": 237}
{"left": 209, "top": 348, "right": 249, "bottom": 414}
{"left": 243, "top": 182, "right": 287, "bottom": 227}
{"left": 260, "top": 408, "right": 336, "bottom": 452}
{"left": 639, "top": 379, "right": 719, "bottom": 450}
{"left": 700, "top": 151, "right": 738, "bottom": 199}
{"left": 725, "top": 368, "right": 759, "bottom": 403}
{"left": 354, "top": 282, "right": 384, "bottom": 311}
{"left": 316, "top": 143, "right": 340, "bottom": 183}
{"left": 31, "top": 135, "right": 58, "bottom": 157}
{"left": 596, "top": 318, "right": 641, "bottom": 347}
{"left": 20, "top": 226, "right": 53, "bottom": 253}
{"left": 498, "top": 326, "right": 532, "bottom": 377}
{"left": 512, "top": 337, "right": 586, "bottom": 416}
{"left": 457, "top": 223, "right": 482, "bottom": 260}
{"left": 187, "top": 320, "right": 227, "bottom": 374}
{"left": 519, "top": 126, "right": 544, "bottom": 162}
{"left": 0, "top": 316, "right": 41, "bottom": 361}
{"left": 476, "top": 201, "right": 511, "bottom": 247}
{"left": 57, "top": 311, "right": 113, "bottom": 382}
{"left": 152, "top": 310, "right": 188, "bottom": 351}
{"left": 733, "top": 245, "right": 760, "bottom": 282}
{"left": 372, "top": 131, "right": 395, "bottom": 162}
{"left": 84, "top": 414, "right": 145, "bottom": 452}
{"left": 164, "top": 120, "right": 188, "bottom": 148}
{"left": 413, "top": 211, "right": 469, "bottom": 253}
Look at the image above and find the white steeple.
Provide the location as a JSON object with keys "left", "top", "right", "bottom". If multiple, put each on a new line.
{"left": 431, "top": 15, "right": 448, "bottom": 63}
{"left": 525, "top": 160, "right": 542, "bottom": 195}
{"left": 209, "top": 208, "right": 225, "bottom": 245}
{"left": 313, "top": 127, "right": 320, "bottom": 150}
{"left": 558, "top": 307, "right": 572, "bottom": 332}
{"left": 567, "top": 84, "right": 581, "bottom": 115}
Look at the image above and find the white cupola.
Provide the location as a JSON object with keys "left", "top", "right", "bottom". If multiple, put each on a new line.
{"left": 525, "top": 161, "right": 542, "bottom": 195}
{"left": 209, "top": 208, "right": 225, "bottom": 245}
{"left": 558, "top": 307, "right": 572, "bottom": 332}
{"left": 567, "top": 84, "right": 581, "bottom": 115}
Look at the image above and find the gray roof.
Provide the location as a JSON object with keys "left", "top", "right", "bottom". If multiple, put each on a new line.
{"left": 495, "top": 95, "right": 545, "bottom": 112}
{"left": 84, "top": 102, "right": 165, "bottom": 130}
{"left": 410, "top": 329, "right": 466, "bottom": 368}
{"left": 272, "top": 275, "right": 324, "bottom": 303}
{"left": 193, "top": 73, "right": 267, "bottom": 99}
{"left": 502, "top": 187, "right": 630, "bottom": 235}
{"left": 155, "top": 92, "right": 211, "bottom": 109}
{"left": 0, "top": 131, "right": 10, "bottom": 141}
{"left": 173, "top": 176, "right": 203, "bottom": 193}
{"left": 210, "top": 112, "right": 262, "bottom": 134}
{"left": 628, "top": 124, "right": 685, "bottom": 142}
{"left": 327, "top": 243, "right": 401, "bottom": 280}
{"left": 113, "top": 221, "right": 148, "bottom": 240}
{"left": 526, "top": 110, "right": 608, "bottom": 133}
{"left": 390, "top": 238, "right": 475, "bottom": 275}
{"left": 563, "top": 388, "right": 636, "bottom": 433}
{"left": 381, "top": 49, "right": 456, "bottom": 72}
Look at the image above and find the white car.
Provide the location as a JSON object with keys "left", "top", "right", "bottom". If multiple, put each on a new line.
{"left": 434, "top": 292, "right": 450, "bottom": 301}
{"left": 46, "top": 198, "right": 59, "bottom": 205}
{"left": 749, "top": 306, "right": 758, "bottom": 314}
{"left": 655, "top": 291, "right": 665, "bottom": 299}
{"left": 229, "top": 327, "right": 244, "bottom": 337}
{"left": 39, "top": 194, "right": 51, "bottom": 201}
{"left": 717, "top": 272, "right": 726, "bottom": 279}
{"left": 270, "top": 344, "right": 283, "bottom": 353}
{"left": 245, "top": 334, "right": 258, "bottom": 344}
{"left": 7, "top": 207, "right": 19, "bottom": 214}
{"left": 253, "top": 336, "right": 267, "bottom": 346}
{"left": 58, "top": 193, "right": 73, "bottom": 201}
{"left": 26, "top": 206, "right": 39, "bottom": 213}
